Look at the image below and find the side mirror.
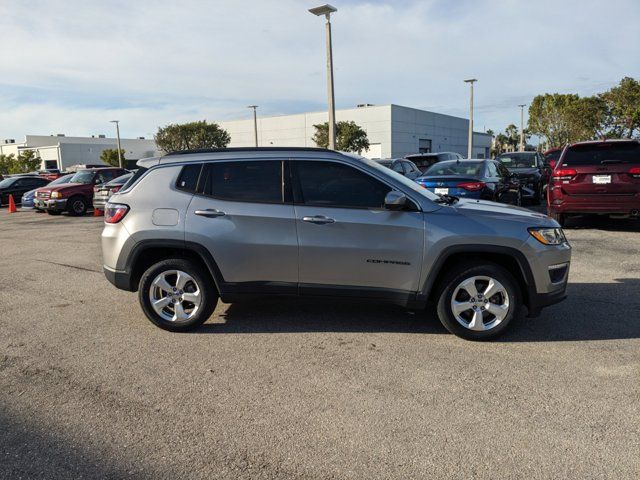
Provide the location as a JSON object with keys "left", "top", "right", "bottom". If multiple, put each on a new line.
{"left": 384, "top": 190, "right": 407, "bottom": 210}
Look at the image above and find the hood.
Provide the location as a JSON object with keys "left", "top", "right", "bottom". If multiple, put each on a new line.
{"left": 46, "top": 182, "right": 89, "bottom": 193}
{"left": 452, "top": 198, "right": 554, "bottom": 226}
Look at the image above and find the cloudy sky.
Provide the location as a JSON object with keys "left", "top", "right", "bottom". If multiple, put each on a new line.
{"left": 1, "top": 0, "right": 639, "bottom": 141}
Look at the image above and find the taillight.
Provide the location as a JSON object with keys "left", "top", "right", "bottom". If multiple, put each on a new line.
{"left": 629, "top": 167, "right": 640, "bottom": 178}
{"left": 457, "top": 181, "right": 486, "bottom": 191}
{"left": 110, "top": 185, "right": 122, "bottom": 193}
{"left": 553, "top": 168, "right": 577, "bottom": 181}
{"left": 93, "top": 186, "right": 99, "bottom": 192}
{"left": 104, "top": 203, "right": 129, "bottom": 223}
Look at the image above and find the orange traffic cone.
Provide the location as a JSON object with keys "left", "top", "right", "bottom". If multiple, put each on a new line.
{"left": 8, "top": 194, "right": 17, "bottom": 213}
{"left": 93, "top": 207, "right": 103, "bottom": 217}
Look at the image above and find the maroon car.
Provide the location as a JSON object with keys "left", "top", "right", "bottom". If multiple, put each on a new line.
{"left": 34, "top": 167, "right": 128, "bottom": 216}
{"left": 547, "top": 139, "right": 640, "bottom": 226}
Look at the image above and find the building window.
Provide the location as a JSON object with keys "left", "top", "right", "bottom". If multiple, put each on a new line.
{"left": 418, "top": 139, "right": 432, "bottom": 154}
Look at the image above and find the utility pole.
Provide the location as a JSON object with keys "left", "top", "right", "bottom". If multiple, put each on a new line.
{"left": 518, "top": 104, "right": 526, "bottom": 151}
{"left": 309, "top": 4, "right": 337, "bottom": 150}
{"left": 110, "top": 120, "right": 123, "bottom": 168}
{"left": 247, "top": 105, "right": 258, "bottom": 147}
{"left": 464, "top": 79, "right": 477, "bottom": 158}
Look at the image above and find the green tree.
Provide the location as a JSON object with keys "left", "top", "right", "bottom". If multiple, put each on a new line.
{"left": 100, "top": 148, "right": 126, "bottom": 167}
{"left": 0, "top": 150, "right": 41, "bottom": 175}
{"left": 600, "top": 77, "right": 640, "bottom": 138}
{"left": 312, "top": 121, "right": 370, "bottom": 153}
{"left": 528, "top": 93, "right": 606, "bottom": 147}
{"left": 155, "top": 120, "right": 231, "bottom": 153}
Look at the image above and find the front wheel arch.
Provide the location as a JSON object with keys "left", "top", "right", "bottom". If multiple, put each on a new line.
{"left": 422, "top": 247, "right": 534, "bottom": 312}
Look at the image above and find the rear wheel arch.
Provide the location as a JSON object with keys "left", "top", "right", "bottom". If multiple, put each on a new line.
{"left": 126, "top": 240, "right": 224, "bottom": 294}
{"left": 422, "top": 246, "right": 534, "bottom": 309}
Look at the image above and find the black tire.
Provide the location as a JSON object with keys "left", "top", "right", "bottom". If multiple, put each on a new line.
{"left": 67, "top": 196, "right": 87, "bottom": 216}
{"left": 549, "top": 212, "right": 565, "bottom": 227}
{"left": 436, "top": 262, "right": 521, "bottom": 340}
{"left": 138, "top": 259, "right": 218, "bottom": 332}
{"left": 514, "top": 188, "right": 523, "bottom": 207}
{"left": 46, "top": 210, "right": 62, "bottom": 216}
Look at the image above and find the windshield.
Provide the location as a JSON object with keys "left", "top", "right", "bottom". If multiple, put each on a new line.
{"left": 50, "top": 174, "right": 74, "bottom": 185}
{"left": 0, "top": 178, "right": 17, "bottom": 188}
{"left": 424, "top": 161, "right": 484, "bottom": 176}
{"left": 68, "top": 171, "right": 95, "bottom": 184}
{"left": 497, "top": 153, "right": 536, "bottom": 168}
{"left": 562, "top": 142, "right": 640, "bottom": 166}
{"left": 376, "top": 160, "right": 393, "bottom": 167}
{"left": 342, "top": 153, "right": 440, "bottom": 202}
{"left": 120, "top": 167, "right": 148, "bottom": 192}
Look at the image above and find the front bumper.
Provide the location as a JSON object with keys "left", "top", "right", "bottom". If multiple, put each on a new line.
{"left": 35, "top": 198, "right": 68, "bottom": 211}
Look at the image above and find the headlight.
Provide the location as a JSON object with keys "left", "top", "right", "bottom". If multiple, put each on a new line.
{"left": 528, "top": 227, "right": 567, "bottom": 245}
{"left": 51, "top": 191, "right": 61, "bottom": 198}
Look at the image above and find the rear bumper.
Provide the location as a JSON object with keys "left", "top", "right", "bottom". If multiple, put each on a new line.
{"left": 548, "top": 191, "right": 640, "bottom": 215}
{"left": 104, "top": 266, "right": 135, "bottom": 291}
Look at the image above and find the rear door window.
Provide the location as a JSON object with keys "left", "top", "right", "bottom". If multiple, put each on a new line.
{"left": 562, "top": 142, "right": 640, "bottom": 166}
{"left": 202, "top": 160, "right": 283, "bottom": 203}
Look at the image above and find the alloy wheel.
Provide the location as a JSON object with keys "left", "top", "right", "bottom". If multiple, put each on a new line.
{"left": 450, "top": 276, "right": 510, "bottom": 331}
{"left": 149, "top": 269, "right": 202, "bottom": 322}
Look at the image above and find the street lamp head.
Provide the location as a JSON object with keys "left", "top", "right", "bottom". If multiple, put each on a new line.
{"left": 309, "top": 4, "right": 337, "bottom": 18}
{"left": 109, "top": 120, "right": 119, "bottom": 124}
{"left": 247, "top": 105, "right": 258, "bottom": 109}
{"left": 518, "top": 104, "right": 526, "bottom": 108}
{"left": 464, "top": 78, "right": 477, "bottom": 84}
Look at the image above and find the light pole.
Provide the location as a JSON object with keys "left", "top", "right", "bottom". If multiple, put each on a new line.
{"left": 463, "top": 79, "right": 477, "bottom": 158}
{"left": 518, "top": 104, "right": 526, "bottom": 151}
{"left": 309, "top": 4, "right": 337, "bottom": 150}
{"left": 109, "top": 120, "right": 123, "bottom": 168}
{"left": 247, "top": 105, "right": 258, "bottom": 147}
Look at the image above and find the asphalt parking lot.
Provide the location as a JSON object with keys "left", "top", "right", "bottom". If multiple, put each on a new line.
{"left": 1, "top": 210, "right": 639, "bottom": 479}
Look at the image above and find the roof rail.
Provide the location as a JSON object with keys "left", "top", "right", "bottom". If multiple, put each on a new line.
{"left": 164, "top": 147, "right": 333, "bottom": 156}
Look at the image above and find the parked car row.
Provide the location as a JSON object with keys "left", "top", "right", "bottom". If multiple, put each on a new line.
{"left": 2, "top": 167, "right": 132, "bottom": 216}
{"left": 377, "top": 140, "right": 640, "bottom": 224}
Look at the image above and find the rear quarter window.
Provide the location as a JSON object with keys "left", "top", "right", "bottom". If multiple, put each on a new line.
{"left": 176, "top": 164, "right": 202, "bottom": 193}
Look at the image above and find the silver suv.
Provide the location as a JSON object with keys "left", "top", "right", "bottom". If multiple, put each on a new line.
{"left": 102, "top": 148, "right": 571, "bottom": 340}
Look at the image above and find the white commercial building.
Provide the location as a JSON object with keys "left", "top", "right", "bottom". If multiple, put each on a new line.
{"left": 0, "top": 134, "right": 161, "bottom": 170}
{"left": 218, "top": 104, "right": 492, "bottom": 159}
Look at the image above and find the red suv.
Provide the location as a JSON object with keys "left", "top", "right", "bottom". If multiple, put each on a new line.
{"left": 547, "top": 139, "right": 640, "bottom": 226}
{"left": 34, "top": 167, "right": 128, "bottom": 216}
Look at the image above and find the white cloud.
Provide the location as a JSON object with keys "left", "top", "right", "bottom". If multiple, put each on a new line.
{"left": 1, "top": 0, "right": 639, "bottom": 140}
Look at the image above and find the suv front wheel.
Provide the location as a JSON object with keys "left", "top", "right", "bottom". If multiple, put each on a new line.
{"left": 138, "top": 259, "right": 218, "bottom": 332}
{"left": 436, "top": 263, "right": 521, "bottom": 340}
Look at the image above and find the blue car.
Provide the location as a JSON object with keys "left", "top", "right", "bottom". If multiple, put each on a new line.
{"left": 21, "top": 173, "right": 74, "bottom": 210}
{"left": 415, "top": 159, "right": 522, "bottom": 205}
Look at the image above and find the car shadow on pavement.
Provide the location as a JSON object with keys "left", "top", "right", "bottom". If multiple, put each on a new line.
{"left": 564, "top": 216, "right": 640, "bottom": 232}
{"left": 200, "top": 299, "right": 447, "bottom": 335}
{"left": 498, "top": 278, "right": 640, "bottom": 342}
{"left": 194, "top": 278, "right": 640, "bottom": 342}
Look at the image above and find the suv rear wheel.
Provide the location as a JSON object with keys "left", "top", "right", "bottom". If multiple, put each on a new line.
{"left": 138, "top": 259, "right": 218, "bottom": 332}
{"left": 436, "top": 263, "right": 521, "bottom": 340}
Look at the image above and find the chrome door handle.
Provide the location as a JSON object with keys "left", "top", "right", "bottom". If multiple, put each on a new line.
{"left": 195, "top": 209, "right": 226, "bottom": 218}
{"left": 302, "top": 215, "right": 335, "bottom": 224}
